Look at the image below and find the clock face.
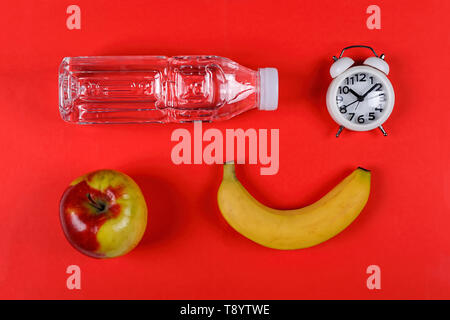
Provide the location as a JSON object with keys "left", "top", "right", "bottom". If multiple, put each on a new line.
{"left": 327, "top": 66, "right": 395, "bottom": 131}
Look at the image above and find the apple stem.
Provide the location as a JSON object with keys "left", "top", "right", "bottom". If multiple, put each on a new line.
{"left": 87, "top": 193, "right": 106, "bottom": 212}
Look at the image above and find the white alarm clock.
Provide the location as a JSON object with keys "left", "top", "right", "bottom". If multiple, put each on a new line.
{"left": 326, "top": 45, "right": 395, "bottom": 137}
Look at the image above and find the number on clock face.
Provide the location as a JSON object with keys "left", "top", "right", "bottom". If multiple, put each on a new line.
{"left": 335, "top": 72, "right": 387, "bottom": 125}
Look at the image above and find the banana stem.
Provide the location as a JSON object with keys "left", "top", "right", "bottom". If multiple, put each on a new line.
{"left": 223, "top": 162, "right": 236, "bottom": 180}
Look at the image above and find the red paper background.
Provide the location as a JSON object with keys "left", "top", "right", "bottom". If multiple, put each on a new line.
{"left": 0, "top": 0, "right": 449, "bottom": 299}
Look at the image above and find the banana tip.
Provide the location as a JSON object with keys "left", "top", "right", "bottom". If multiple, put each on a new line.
{"left": 357, "top": 166, "right": 371, "bottom": 172}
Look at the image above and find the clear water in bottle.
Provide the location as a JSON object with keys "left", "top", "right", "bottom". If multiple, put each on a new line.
{"left": 59, "top": 55, "right": 278, "bottom": 124}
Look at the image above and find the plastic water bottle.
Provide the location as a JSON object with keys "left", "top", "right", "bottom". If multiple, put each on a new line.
{"left": 59, "top": 55, "right": 278, "bottom": 124}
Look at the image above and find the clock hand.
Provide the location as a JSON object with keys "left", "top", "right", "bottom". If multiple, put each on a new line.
{"left": 354, "top": 101, "right": 361, "bottom": 110}
{"left": 344, "top": 99, "right": 359, "bottom": 107}
{"left": 348, "top": 89, "right": 363, "bottom": 100}
{"left": 361, "top": 83, "right": 382, "bottom": 100}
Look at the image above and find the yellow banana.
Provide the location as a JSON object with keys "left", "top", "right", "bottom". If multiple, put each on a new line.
{"left": 217, "top": 163, "right": 371, "bottom": 249}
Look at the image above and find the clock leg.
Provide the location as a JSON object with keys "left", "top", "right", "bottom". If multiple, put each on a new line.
{"left": 336, "top": 126, "right": 344, "bottom": 137}
{"left": 379, "top": 125, "right": 388, "bottom": 136}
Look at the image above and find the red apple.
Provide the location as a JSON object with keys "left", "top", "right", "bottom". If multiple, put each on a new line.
{"left": 59, "top": 169, "right": 148, "bottom": 258}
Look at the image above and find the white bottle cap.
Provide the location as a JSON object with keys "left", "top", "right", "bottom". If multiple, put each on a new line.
{"left": 258, "top": 68, "right": 278, "bottom": 111}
